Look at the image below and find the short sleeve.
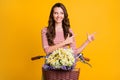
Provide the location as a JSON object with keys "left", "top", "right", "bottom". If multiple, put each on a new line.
{"left": 41, "top": 27, "right": 49, "bottom": 54}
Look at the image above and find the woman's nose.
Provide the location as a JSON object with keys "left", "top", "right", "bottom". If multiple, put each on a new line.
{"left": 57, "top": 13, "right": 61, "bottom": 17}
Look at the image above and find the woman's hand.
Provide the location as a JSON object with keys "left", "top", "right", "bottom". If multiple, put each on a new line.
{"left": 64, "top": 34, "right": 74, "bottom": 45}
{"left": 87, "top": 32, "right": 96, "bottom": 42}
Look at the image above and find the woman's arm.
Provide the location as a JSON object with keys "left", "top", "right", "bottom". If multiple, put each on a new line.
{"left": 77, "top": 32, "right": 96, "bottom": 53}
{"left": 41, "top": 28, "right": 74, "bottom": 55}
{"left": 46, "top": 35, "right": 74, "bottom": 54}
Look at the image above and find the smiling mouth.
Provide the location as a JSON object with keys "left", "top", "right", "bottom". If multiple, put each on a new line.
{"left": 56, "top": 18, "right": 63, "bottom": 20}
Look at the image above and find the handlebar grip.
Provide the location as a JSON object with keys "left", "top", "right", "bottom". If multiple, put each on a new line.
{"left": 31, "top": 56, "right": 45, "bottom": 61}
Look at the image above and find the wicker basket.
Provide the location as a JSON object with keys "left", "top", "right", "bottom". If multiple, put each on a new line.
{"left": 42, "top": 68, "right": 80, "bottom": 80}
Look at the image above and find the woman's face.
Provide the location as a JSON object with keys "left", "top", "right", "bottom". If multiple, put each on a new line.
{"left": 53, "top": 7, "right": 64, "bottom": 24}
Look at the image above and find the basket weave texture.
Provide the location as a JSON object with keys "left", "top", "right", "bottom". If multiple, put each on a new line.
{"left": 42, "top": 68, "right": 80, "bottom": 80}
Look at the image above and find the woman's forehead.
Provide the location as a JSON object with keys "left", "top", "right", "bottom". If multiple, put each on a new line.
{"left": 53, "top": 7, "right": 63, "bottom": 12}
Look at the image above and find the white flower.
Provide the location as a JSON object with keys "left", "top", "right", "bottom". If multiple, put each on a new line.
{"left": 46, "top": 48, "right": 75, "bottom": 69}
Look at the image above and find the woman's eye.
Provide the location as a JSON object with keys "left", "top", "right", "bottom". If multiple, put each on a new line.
{"left": 54, "top": 12, "right": 58, "bottom": 14}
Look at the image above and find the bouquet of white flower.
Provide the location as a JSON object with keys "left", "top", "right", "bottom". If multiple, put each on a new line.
{"left": 44, "top": 48, "right": 75, "bottom": 70}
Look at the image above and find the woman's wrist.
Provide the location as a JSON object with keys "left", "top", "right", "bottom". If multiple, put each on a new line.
{"left": 62, "top": 40, "right": 67, "bottom": 45}
{"left": 86, "top": 39, "right": 90, "bottom": 44}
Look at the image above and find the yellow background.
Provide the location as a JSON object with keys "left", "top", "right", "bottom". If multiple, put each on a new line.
{"left": 0, "top": 0, "right": 120, "bottom": 80}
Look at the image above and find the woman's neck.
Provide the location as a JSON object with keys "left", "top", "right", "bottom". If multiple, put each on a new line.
{"left": 55, "top": 23, "right": 63, "bottom": 30}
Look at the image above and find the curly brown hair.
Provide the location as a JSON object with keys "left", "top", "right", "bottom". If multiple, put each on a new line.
{"left": 46, "top": 3, "right": 72, "bottom": 46}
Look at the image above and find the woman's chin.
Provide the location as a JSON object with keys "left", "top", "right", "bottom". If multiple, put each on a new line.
{"left": 55, "top": 21, "right": 62, "bottom": 24}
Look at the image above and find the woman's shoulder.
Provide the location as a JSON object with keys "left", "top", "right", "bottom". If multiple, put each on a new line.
{"left": 41, "top": 27, "right": 47, "bottom": 33}
{"left": 69, "top": 28, "right": 75, "bottom": 36}
{"left": 69, "top": 28, "right": 74, "bottom": 33}
{"left": 69, "top": 28, "right": 72, "bottom": 31}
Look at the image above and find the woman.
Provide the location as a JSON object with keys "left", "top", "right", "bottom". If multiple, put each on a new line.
{"left": 42, "top": 3, "right": 95, "bottom": 60}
